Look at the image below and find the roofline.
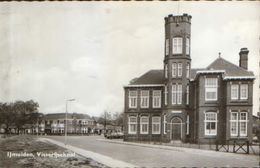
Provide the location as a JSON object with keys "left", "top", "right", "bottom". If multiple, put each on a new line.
{"left": 192, "top": 70, "right": 226, "bottom": 81}
{"left": 223, "top": 76, "right": 255, "bottom": 80}
{"left": 196, "top": 70, "right": 226, "bottom": 74}
{"left": 124, "top": 84, "right": 164, "bottom": 88}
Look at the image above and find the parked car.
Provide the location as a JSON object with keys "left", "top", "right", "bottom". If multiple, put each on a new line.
{"left": 106, "top": 132, "right": 124, "bottom": 139}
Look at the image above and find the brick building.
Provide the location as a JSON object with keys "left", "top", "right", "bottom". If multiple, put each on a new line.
{"left": 123, "top": 14, "right": 255, "bottom": 143}
{"left": 42, "top": 113, "right": 95, "bottom": 135}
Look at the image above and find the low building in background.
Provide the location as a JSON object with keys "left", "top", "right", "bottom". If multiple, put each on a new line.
{"left": 42, "top": 113, "right": 95, "bottom": 135}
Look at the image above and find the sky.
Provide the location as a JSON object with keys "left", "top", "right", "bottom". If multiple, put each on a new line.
{"left": 0, "top": 2, "right": 259, "bottom": 116}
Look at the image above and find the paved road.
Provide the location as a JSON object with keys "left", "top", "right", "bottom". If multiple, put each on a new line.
{"left": 45, "top": 136, "right": 259, "bottom": 167}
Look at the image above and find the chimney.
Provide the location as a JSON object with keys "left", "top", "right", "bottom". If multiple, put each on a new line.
{"left": 239, "top": 48, "right": 249, "bottom": 70}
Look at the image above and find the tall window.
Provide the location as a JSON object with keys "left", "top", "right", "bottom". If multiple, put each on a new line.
{"left": 186, "top": 85, "right": 189, "bottom": 105}
{"left": 129, "top": 91, "right": 137, "bottom": 108}
{"left": 140, "top": 116, "right": 149, "bottom": 134}
{"left": 186, "top": 115, "right": 190, "bottom": 135}
{"left": 172, "top": 63, "right": 177, "bottom": 77}
{"left": 163, "top": 115, "right": 167, "bottom": 134}
{"left": 240, "top": 112, "right": 248, "bottom": 136}
{"left": 177, "top": 85, "right": 182, "bottom": 104}
{"left": 128, "top": 116, "right": 137, "bottom": 134}
{"left": 240, "top": 84, "right": 248, "bottom": 100}
{"left": 165, "top": 64, "right": 168, "bottom": 78}
{"left": 140, "top": 90, "right": 149, "bottom": 108}
{"left": 186, "top": 63, "right": 190, "bottom": 78}
{"left": 152, "top": 116, "right": 161, "bottom": 134}
{"left": 186, "top": 38, "right": 190, "bottom": 55}
{"left": 230, "top": 112, "right": 238, "bottom": 136}
{"left": 153, "top": 90, "right": 161, "bottom": 108}
{"left": 231, "top": 84, "right": 239, "bottom": 100}
{"left": 165, "top": 39, "right": 169, "bottom": 55}
{"left": 172, "top": 84, "right": 177, "bottom": 105}
{"left": 164, "top": 86, "right": 168, "bottom": 105}
{"left": 172, "top": 37, "right": 183, "bottom": 54}
{"left": 178, "top": 63, "right": 182, "bottom": 77}
{"left": 205, "top": 78, "right": 218, "bottom": 101}
{"left": 205, "top": 112, "right": 217, "bottom": 136}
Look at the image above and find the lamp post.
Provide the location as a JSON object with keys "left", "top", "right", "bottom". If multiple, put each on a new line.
{"left": 65, "top": 99, "right": 75, "bottom": 145}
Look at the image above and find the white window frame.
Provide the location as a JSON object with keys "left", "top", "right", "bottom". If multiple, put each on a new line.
{"left": 140, "top": 90, "right": 149, "bottom": 108}
{"left": 153, "top": 90, "right": 161, "bottom": 108}
{"left": 172, "top": 84, "right": 177, "bottom": 105}
{"left": 177, "top": 63, "right": 182, "bottom": 77}
{"left": 186, "top": 37, "right": 190, "bottom": 55}
{"left": 177, "top": 84, "right": 182, "bottom": 105}
{"left": 140, "top": 116, "right": 149, "bottom": 134}
{"left": 230, "top": 112, "right": 238, "bottom": 137}
{"left": 205, "top": 78, "right": 218, "bottom": 101}
{"left": 186, "top": 85, "right": 189, "bottom": 105}
{"left": 163, "top": 115, "right": 167, "bottom": 134}
{"left": 240, "top": 84, "right": 248, "bottom": 100}
{"left": 165, "top": 39, "right": 169, "bottom": 55}
{"left": 172, "top": 37, "right": 183, "bottom": 54}
{"left": 186, "top": 63, "right": 190, "bottom": 78}
{"left": 152, "top": 116, "right": 161, "bottom": 134}
{"left": 129, "top": 90, "right": 138, "bottom": 108}
{"left": 172, "top": 63, "right": 177, "bottom": 78}
{"left": 164, "top": 86, "right": 168, "bottom": 105}
{"left": 240, "top": 112, "right": 248, "bottom": 136}
{"left": 204, "top": 112, "right": 217, "bottom": 136}
{"left": 165, "top": 64, "right": 168, "bottom": 78}
{"left": 186, "top": 115, "right": 189, "bottom": 135}
{"left": 128, "top": 116, "right": 137, "bottom": 134}
{"left": 231, "top": 84, "right": 239, "bottom": 100}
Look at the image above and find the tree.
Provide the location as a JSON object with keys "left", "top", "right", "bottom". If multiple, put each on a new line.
{"left": 0, "top": 100, "right": 39, "bottom": 134}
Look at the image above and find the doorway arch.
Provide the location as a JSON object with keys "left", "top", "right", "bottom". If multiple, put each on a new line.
{"left": 171, "top": 117, "right": 182, "bottom": 140}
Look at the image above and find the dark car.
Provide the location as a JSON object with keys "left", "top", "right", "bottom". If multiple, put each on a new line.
{"left": 106, "top": 132, "right": 124, "bottom": 139}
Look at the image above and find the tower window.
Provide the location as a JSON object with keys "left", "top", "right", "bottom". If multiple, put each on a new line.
{"left": 165, "top": 39, "right": 169, "bottom": 55}
{"left": 165, "top": 64, "right": 168, "bottom": 78}
{"left": 178, "top": 63, "right": 182, "bottom": 77}
{"left": 172, "top": 37, "right": 183, "bottom": 54}
{"left": 172, "top": 63, "right": 177, "bottom": 77}
{"left": 186, "top": 85, "right": 189, "bottom": 105}
{"left": 172, "top": 84, "right": 182, "bottom": 105}
{"left": 186, "top": 38, "right": 190, "bottom": 55}
{"left": 164, "top": 85, "right": 168, "bottom": 105}
{"left": 186, "top": 63, "right": 190, "bottom": 78}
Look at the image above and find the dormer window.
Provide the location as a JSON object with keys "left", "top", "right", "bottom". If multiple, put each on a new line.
{"left": 172, "top": 37, "right": 182, "bottom": 54}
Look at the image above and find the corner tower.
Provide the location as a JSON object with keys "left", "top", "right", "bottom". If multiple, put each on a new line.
{"left": 164, "top": 13, "right": 191, "bottom": 108}
{"left": 163, "top": 13, "right": 192, "bottom": 142}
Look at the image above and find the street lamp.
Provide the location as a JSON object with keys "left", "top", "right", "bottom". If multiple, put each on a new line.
{"left": 65, "top": 99, "right": 75, "bottom": 145}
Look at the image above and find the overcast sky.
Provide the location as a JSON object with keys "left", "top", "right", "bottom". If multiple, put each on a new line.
{"left": 0, "top": 2, "right": 259, "bottom": 116}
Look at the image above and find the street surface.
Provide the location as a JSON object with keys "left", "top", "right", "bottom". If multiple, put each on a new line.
{"left": 45, "top": 135, "right": 259, "bottom": 167}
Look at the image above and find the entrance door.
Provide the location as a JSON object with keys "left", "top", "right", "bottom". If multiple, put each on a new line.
{"left": 171, "top": 117, "right": 182, "bottom": 140}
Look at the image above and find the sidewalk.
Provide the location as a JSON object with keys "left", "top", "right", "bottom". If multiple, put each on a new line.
{"left": 39, "top": 138, "right": 137, "bottom": 168}
{"left": 98, "top": 138, "right": 259, "bottom": 158}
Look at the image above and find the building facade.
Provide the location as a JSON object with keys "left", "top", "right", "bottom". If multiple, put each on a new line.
{"left": 38, "top": 113, "right": 95, "bottom": 135}
{"left": 123, "top": 14, "right": 255, "bottom": 143}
